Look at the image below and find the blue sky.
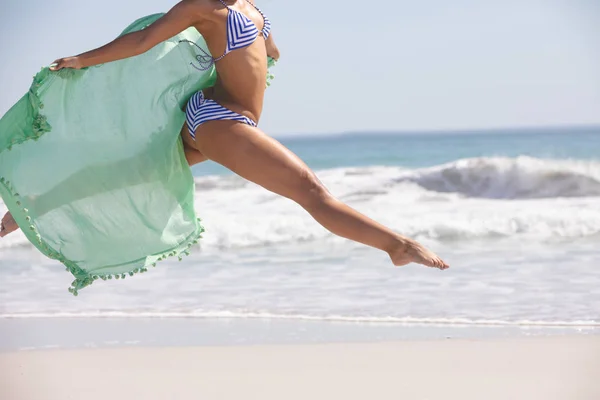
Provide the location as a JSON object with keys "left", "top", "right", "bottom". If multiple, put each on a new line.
{"left": 1, "top": 0, "right": 599, "bottom": 135}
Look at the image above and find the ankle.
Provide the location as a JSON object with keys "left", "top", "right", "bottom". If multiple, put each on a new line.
{"left": 386, "top": 235, "right": 409, "bottom": 256}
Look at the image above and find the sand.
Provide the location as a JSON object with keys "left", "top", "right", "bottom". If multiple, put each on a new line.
{"left": 1, "top": 336, "right": 599, "bottom": 400}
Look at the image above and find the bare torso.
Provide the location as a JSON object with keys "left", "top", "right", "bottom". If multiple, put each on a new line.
{"left": 190, "top": 0, "right": 277, "bottom": 123}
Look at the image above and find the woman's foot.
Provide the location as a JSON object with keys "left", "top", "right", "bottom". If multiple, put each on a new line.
{"left": 0, "top": 212, "right": 18, "bottom": 238}
{"left": 389, "top": 237, "right": 449, "bottom": 270}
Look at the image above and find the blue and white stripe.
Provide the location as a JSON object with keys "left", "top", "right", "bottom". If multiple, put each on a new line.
{"left": 225, "top": 7, "right": 260, "bottom": 53}
{"left": 185, "top": 92, "right": 257, "bottom": 138}
{"left": 214, "top": 0, "right": 272, "bottom": 62}
{"left": 255, "top": 4, "right": 271, "bottom": 39}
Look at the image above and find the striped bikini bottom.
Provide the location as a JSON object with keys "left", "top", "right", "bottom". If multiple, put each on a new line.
{"left": 185, "top": 91, "right": 257, "bottom": 139}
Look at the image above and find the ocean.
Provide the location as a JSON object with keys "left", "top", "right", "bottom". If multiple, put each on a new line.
{"left": 1, "top": 126, "right": 599, "bottom": 349}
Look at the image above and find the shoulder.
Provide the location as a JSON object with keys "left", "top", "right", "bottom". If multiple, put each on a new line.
{"left": 176, "top": 0, "right": 219, "bottom": 20}
{"left": 181, "top": 0, "right": 220, "bottom": 13}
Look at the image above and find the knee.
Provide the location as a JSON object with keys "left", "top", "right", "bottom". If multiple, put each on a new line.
{"left": 294, "top": 170, "right": 332, "bottom": 209}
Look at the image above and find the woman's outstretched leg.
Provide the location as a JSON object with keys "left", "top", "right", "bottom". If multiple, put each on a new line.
{"left": 192, "top": 121, "right": 449, "bottom": 270}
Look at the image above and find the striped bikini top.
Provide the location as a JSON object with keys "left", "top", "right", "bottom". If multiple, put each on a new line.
{"left": 214, "top": 0, "right": 272, "bottom": 62}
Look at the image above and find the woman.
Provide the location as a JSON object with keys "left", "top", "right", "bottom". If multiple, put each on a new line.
{"left": 1, "top": 0, "right": 448, "bottom": 270}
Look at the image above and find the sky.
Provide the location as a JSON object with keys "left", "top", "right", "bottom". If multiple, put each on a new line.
{"left": 1, "top": 0, "right": 599, "bottom": 136}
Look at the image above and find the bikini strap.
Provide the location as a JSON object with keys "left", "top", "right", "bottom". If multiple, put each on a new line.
{"left": 245, "top": 0, "right": 263, "bottom": 15}
{"left": 217, "top": 0, "right": 230, "bottom": 8}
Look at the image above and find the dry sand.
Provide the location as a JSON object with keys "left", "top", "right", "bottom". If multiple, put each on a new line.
{"left": 1, "top": 336, "right": 599, "bottom": 400}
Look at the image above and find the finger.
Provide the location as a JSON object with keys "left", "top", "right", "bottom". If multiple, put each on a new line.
{"left": 49, "top": 60, "right": 62, "bottom": 71}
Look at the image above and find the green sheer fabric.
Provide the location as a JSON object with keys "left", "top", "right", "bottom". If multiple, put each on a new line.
{"left": 0, "top": 14, "right": 275, "bottom": 295}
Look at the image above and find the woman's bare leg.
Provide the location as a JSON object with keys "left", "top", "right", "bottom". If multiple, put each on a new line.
{"left": 182, "top": 129, "right": 208, "bottom": 166}
{"left": 0, "top": 212, "right": 17, "bottom": 238}
{"left": 191, "top": 121, "right": 449, "bottom": 270}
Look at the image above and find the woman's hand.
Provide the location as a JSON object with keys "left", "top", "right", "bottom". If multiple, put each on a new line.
{"left": 50, "top": 56, "right": 83, "bottom": 71}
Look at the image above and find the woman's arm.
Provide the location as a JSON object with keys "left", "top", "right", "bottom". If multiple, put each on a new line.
{"left": 51, "top": 1, "right": 204, "bottom": 70}
{"left": 265, "top": 33, "right": 280, "bottom": 61}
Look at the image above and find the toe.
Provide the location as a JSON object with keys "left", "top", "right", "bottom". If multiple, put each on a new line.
{"left": 437, "top": 258, "right": 446, "bottom": 270}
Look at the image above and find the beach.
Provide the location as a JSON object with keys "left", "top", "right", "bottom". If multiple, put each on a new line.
{"left": 2, "top": 129, "right": 600, "bottom": 399}
{"left": 2, "top": 0, "right": 600, "bottom": 394}
{"left": 2, "top": 336, "right": 599, "bottom": 400}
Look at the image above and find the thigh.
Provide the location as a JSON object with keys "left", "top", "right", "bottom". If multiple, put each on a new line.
{"left": 180, "top": 124, "right": 208, "bottom": 166}
{"left": 193, "top": 121, "right": 325, "bottom": 203}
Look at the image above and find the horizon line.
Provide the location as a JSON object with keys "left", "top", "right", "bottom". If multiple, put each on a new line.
{"left": 273, "top": 123, "right": 600, "bottom": 139}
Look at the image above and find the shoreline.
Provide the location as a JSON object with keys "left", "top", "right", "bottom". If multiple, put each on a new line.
{"left": 1, "top": 336, "right": 598, "bottom": 400}
{"left": 1, "top": 317, "right": 597, "bottom": 352}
